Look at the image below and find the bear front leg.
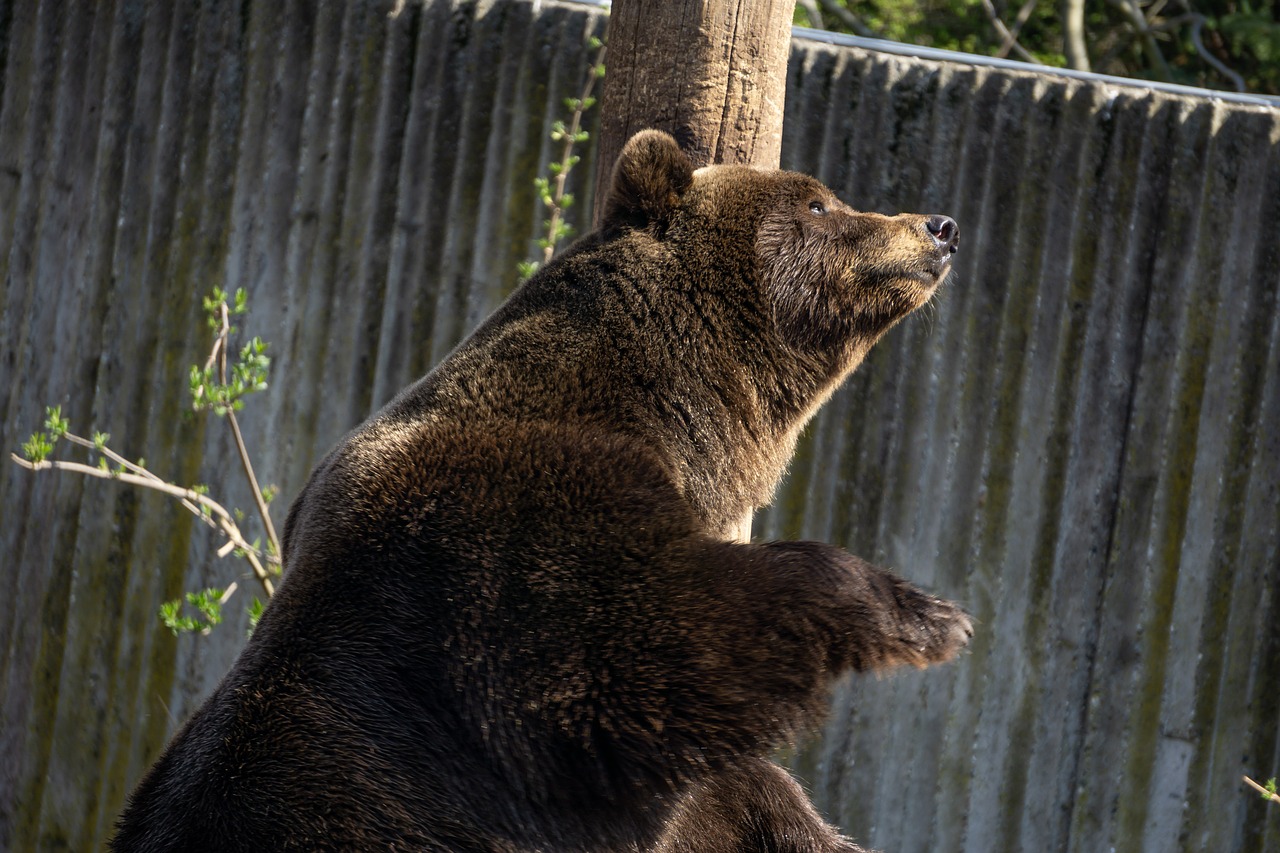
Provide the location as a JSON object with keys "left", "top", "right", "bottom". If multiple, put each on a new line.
{"left": 759, "top": 540, "right": 973, "bottom": 674}
{"left": 672, "top": 538, "right": 972, "bottom": 681}
{"left": 654, "top": 758, "right": 872, "bottom": 853}
{"left": 641, "top": 537, "right": 971, "bottom": 770}
{"left": 633, "top": 541, "right": 967, "bottom": 852}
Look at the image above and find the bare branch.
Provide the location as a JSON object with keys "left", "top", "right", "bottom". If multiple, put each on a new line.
{"left": 1105, "top": 2, "right": 1244, "bottom": 89}
{"left": 12, "top": 449, "right": 276, "bottom": 596}
{"left": 1010, "top": 0, "right": 1038, "bottom": 36}
{"left": 816, "top": 0, "right": 878, "bottom": 39}
{"left": 207, "top": 297, "right": 281, "bottom": 567}
{"left": 1243, "top": 776, "right": 1280, "bottom": 804}
{"left": 797, "top": 0, "right": 823, "bottom": 30}
{"left": 994, "top": 0, "right": 1041, "bottom": 59}
{"left": 981, "top": 0, "right": 1036, "bottom": 62}
{"left": 1187, "top": 14, "right": 1245, "bottom": 92}
{"left": 1106, "top": 0, "right": 1173, "bottom": 81}
{"left": 227, "top": 410, "right": 280, "bottom": 563}
{"left": 60, "top": 432, "right": 206, "bottom": 520}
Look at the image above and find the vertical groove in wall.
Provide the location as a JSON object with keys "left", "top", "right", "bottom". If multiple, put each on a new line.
{"left": 42, "top": 2, "right": 147, "bottom": 844}
{"left": 0, "top": 2, "right": 1277, "bottom": 850}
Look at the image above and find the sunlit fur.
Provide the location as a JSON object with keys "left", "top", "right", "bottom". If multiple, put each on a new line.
{"left": 112, "top": 130, "right": 966, "bottom": 853}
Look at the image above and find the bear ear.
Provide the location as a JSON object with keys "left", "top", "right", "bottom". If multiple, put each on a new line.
{"left": 603, "top": 130, "right": 695, "bottom": 232}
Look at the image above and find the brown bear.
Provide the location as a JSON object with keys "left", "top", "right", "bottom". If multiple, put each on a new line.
{"left": 112, "top": 130, "right": 968, "bottom": 852}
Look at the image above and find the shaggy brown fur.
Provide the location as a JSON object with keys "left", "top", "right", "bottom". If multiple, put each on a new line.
{"left": 112, "top": 130, "right": 967, "bottom": 852}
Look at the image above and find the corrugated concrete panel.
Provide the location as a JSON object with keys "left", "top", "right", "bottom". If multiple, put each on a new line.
{"left": 765, "top": 44, "right": 1280, "bottom": 853}
{"left": 0, "top": 1, "right": 608, "bottom": 848}
{"left": 0, "top": 1, "right": 1277, "bottom": 851}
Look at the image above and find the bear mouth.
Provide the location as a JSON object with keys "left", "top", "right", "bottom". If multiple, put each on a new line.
{"left": 926, "top": 255, "right": 954, "bottom": 281}
{"left": 908, "top": 254, "right": 952, "bottom": 287}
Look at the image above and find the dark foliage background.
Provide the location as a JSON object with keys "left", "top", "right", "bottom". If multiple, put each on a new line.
{"left": 796, "top": 0, "right": 1280, "bottom": 95}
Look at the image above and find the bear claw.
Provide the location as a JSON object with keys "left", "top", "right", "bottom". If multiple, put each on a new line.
{"left": 880, "top": 581, "right": 974, "bottom": 669}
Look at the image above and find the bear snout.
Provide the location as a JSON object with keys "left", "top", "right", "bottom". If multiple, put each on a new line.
{"left": 924, "top": 214, "right": 959, "bottom": 255}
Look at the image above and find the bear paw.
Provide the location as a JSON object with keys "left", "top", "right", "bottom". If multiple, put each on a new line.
{"left": 897, "top": 586, "right": 973, "bottom": 667}
{"left": 841, "top": 569, "right": 974, "bottom": 673}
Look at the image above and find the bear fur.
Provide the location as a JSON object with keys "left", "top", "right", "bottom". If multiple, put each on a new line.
{"left": 112, "top": 130, "right": 969, "bottom": 852}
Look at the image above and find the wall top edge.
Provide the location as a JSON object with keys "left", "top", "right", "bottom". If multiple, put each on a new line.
{"left": 552, "top": 1, "right": 1280, "bottom": 111}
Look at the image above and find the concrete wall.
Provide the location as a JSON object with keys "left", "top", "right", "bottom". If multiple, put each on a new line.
{"left": 0, "top": 1, "right": 1276, "bottom": 850}
{"left": 766, "top": 41, "right": 1280, "bottom": 853}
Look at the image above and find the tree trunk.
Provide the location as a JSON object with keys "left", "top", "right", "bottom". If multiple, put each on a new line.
{"left": 593, "top": 0, "right": 798, "bottom": 544}
{"left": 1062, "top": 0, "right": 1090, "bottom": 71}
{"left": 593, "top": 0, "right": 797, "bottom": 219}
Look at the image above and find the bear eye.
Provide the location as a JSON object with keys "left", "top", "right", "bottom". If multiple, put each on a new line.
{"left": 809, "top": 200, "right": 827, "bottom": 215}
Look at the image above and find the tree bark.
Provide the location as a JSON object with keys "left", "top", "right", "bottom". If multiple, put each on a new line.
{"left": 592, "top": 0, "right": 797, "bottom": 223}
{"left": 593, "top": 1, "right": 797, "bottom": 544}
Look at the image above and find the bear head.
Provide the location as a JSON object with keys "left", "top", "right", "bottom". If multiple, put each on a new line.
{"left": 602, "top": 129, "right": 958, "bottom": 370}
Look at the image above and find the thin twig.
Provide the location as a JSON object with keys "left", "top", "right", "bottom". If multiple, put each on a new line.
{"left": 1106, "top": 5, "right": 1243, "bottom": 91}
{"left": 981, "top": 0, "right": 1036, "bottom": 62}
{"left": 61, "top": 432, "right": 206, "bottom": 520}
{"left": 12, "top": 452, "right": 276, "bottom": 596}
{"left": 997, "top": 0, "right": 1039, "bottom": 58}
{"left": 1106, "top": 0, "right": 1173, "bottom": 81}
{"left": 817, "top": 0, "right": 878, "bottom": 38}
{"left": 542, "top": 42, "right": 607, "bottom": 264}
{"left": 1010, "top": 0, "right": 1037, "bottom": 33}
{"left": 796, "top": 0, "right": 823, "bottom": 30}
{"left": 226, "top": 412, "right": 279, "bottom": 560}
{"left": 1187, "top": 14, "right": 1246, "bottom": 92}
{"left": 1243, "top": 776, "right": 1280, "bottom": 804}
{"left": 209, "top": 299, "right": 281, "bottom": 563}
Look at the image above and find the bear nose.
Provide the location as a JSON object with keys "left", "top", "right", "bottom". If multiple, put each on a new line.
{"left": 925, "top": 215, "right": 959, "bottom": 254}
